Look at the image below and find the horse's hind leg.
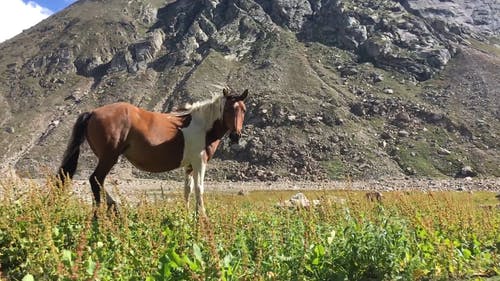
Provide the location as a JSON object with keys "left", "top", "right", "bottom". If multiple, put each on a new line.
{"left": 184, "top": 166, "right": 194, "bottom": 209}
{"left": 90, "top": 157, "right": 118, "bottom": 208}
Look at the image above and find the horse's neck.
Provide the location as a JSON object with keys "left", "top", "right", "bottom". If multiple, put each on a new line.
{"left": 206, "top": 119, "right": 227, "bottom": 145}
{"left": 191, "top": 97, "right": 224, "bottom": 132}
{"left": 204, "top": 119, "right": 227, "bottom": 161}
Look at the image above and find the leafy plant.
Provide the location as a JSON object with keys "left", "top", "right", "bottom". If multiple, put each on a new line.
{"left": 0, "top": 178, "right": 499, "bottom": 280}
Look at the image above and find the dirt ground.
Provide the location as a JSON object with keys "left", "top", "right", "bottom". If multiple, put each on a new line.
{"left": 3, "top": 176, "right": 497, "bottom": 205}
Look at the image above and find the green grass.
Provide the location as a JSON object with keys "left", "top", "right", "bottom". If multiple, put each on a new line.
{"left": 390, "top": 125, "right": 477, "bottom": 177}
{"left": 469, "top": 39, "right": 500, "bottom": 57}
{"left": 322, "top": 158, "right": 346, "bottom": 180}
{"left": 1, "top": 178, "right": 499, "bottom": 280}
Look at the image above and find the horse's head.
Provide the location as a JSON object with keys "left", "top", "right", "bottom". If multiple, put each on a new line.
{"left": 223, "top": 88, "right": 248, "bottom": 144}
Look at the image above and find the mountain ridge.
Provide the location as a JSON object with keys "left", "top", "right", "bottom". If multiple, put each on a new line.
{"left": 0, "top": 0, "right": 498, "bottom": 180}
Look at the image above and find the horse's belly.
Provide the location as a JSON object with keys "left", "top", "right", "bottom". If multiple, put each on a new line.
{"left": 123, "top": 138, "right": 184, "bottom": 173}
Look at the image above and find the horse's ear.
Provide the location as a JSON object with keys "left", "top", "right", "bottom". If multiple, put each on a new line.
{"left": 223, "top": 88, "right": 230, "bottom": 97}
{"left": 238, "top": 89, "right": 248, "bottom": 101}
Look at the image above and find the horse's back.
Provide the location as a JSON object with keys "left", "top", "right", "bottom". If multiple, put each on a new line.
{"left": 90, "top": 102, "right": 171, "bottom": 135}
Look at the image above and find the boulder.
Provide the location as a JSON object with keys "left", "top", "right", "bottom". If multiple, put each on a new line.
{"left": 268, "top": 0, "right": 313, "bottom": 31}
{"left": 438, "top": 147, "right": 452, "bottom": 155}
{"left": 350, "top": 103, "right": 366, "bottom": 116}
{"left": 380, "top": 131, "right": 392, "bottom": 140}
{"left": 371, "top": 73, "right": 384, "bottom": 82}
{"left": 395, "top": 112, "right": 411, "bottom": 125}
{"left": 74, "top": 56, "right": 104, "bottom": 77}
{"left": 383, "top": 88, "right": 394, "bottom": 94}
{"left": 340, "top": 66, "right": 359, "bottom": 77}
{"left": 420, "top": 48, "right": 451, "bottom": 69}
{"left": 456, "top": 165, "right": 477, "bottom": 178}
{"left": 108, "top": 29, "right": 165, "bottom": 73}
{"left": 276, "top": 193, "right": 320, "bottom": 208}
{"left": 398, "top": 130, "right": 410, "bottom": 137}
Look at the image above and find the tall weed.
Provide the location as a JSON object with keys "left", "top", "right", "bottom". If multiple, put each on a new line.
{"left": 0, "top": 179, "right": 499, "bottom": 280}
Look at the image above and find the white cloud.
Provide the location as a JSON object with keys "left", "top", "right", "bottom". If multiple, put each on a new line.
{"left": 0, "top": 0, "right": 53, "bottom": 43}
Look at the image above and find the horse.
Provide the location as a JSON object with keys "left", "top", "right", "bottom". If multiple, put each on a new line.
{"left": 57, "top": 87, "right": 248, "bottom": 216}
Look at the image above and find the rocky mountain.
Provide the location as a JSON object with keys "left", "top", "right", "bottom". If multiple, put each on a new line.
{"left": 0, "top": 0, "right": 498, "bottom": 181}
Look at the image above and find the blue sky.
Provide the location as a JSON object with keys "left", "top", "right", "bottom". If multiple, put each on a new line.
{"left": 0, "top": 0, "right": 76, "bottom": 42}
{"left": 32, "top": 0, "right": 76, "bottom": 13}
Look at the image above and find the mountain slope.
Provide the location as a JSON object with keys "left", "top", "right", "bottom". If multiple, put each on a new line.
{"left": 0, "top": 0, "right": 498, "bottom": 180}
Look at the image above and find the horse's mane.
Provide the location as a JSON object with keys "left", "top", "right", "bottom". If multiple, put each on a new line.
{"left": 172, "top": 94, "right": 225, "bottom": 131}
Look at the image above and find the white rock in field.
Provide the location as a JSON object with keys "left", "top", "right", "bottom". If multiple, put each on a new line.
{"left": 438, "top": 147, "right": 451, "bottom": 155}
{"left": 383, "top": 88, "right": 394, "bottom": 94}
{"left": 276, "top": 192, "right": 320, "bottom": 208}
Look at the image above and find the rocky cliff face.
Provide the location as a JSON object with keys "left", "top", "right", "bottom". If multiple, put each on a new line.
{"left": 401, "top": 0, "right": 500, "bottom": 36}
{"left": 0, "top": 0, "right": 499, "bottom": 180}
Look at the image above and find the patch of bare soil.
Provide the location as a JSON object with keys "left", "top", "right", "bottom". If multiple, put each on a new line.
{"left": 5, "top": 177, "right": 496, "bottom": 205}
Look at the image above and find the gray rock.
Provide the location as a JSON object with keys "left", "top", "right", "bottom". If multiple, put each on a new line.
{"left": 438, "top": 147, "right": 452, "bottom": 155}
{"left": 395, "top": 112, "right": 411, "bottom": 124}
{"left": 380, "top": 131, "right": 392, "bottom": 140}
{"left": 360, "top": 36, "right": 393, "bottom": 58}
{"left": 350, "top": 103, "right": 366, "bottom": 116}
{"left": 400, "top": 0, "right": 500, "bottom": 36}
{"left": 276, "top": 192, "right": 320, "bottom": 208}
{"left": 130, "top": 29, "right": 165, "bottom": 69}
{"left": 107, "top": 29, "right": 164, "bottom": 73}
{"left": 107, "top": 51, "right": 133, "bottom": 73}
{"left": 371, "top": 73, "right": 384, "bottom": 83}
{"left": 340, "top": 66, "right": 359, "bottom": 77}
{"left": 74, "top": 56, "right": 103, "bottom": 77}
{"left": 230, "top": 139, "right": 247, "bottom": 152}
{"left": 420, "top": 48, "right": 451, "bottom": 69}
{"left": 340, "top": 17, "right": 368, "bottom": 49}
{"left": 456, "top": 165, "right": 477, "bottom": 178}
{"left": 383, "top": 88, "right": 394, "bottom": 94}
{"left": 398, "top": 130, "right": 410, "bottom": 137}
{"left": 268, "top": 0, "right": 313, "bottom": 31}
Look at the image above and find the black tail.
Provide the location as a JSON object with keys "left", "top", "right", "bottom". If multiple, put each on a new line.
{"left": 57, "top": 112, "right": 92, "bottom": 182}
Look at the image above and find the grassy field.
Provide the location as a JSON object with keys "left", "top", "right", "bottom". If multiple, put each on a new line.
{"left": 0, "top": 178, "right": 499, "bottom": 280}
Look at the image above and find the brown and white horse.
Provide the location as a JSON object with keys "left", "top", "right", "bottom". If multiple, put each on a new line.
{"left": 57, "top": 88, "right": 248, "bottom": 216}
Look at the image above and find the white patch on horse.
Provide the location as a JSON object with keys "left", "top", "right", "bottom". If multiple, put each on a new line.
{"left": 178, "top": 94, "right": 225, "bottom": 215}
{"left": 180, "top": 94, "right": 225, "bottom": 167}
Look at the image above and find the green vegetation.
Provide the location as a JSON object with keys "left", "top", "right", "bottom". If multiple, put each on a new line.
{"left": 469, "top": 39, "right": 500, "bottom": 57}
{"left": 322, "top": 158, "right": 347, "bottom": 180}
{"left": 1, "top": 179, "right": 499, "bottom": 280}
{"left": 392, "top": 139, "right": 449, "bottom": 177}
{"left": 390, "top": 126, "right": 474, "bottom": 177}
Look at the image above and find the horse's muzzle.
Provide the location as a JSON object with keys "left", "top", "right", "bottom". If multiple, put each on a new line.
{"left": 229, "top": 132, "right": 241, "bottom": 145}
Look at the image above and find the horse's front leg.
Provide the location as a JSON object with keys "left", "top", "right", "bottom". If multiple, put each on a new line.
{"left": 193, "top": 161, "right": 207, "bottom": 217}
